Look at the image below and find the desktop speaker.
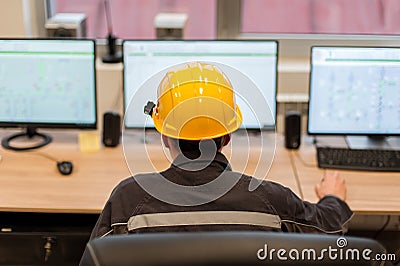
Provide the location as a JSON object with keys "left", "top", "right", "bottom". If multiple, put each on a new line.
{"left": 285, "top": 111, "right": 301, "bottom": 149}
{"left": 103, "top": 112, "right": 121, "bottom": 147}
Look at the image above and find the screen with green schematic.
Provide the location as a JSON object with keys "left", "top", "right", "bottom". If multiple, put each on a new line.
{"left": 123, "top": 40, "right": 278, "bottom": 130}
{"left": 308, "top": 46, "right": 400, "bottom": 135}
{"left": 0, "top": 39, "right": 97, "bottom": 128}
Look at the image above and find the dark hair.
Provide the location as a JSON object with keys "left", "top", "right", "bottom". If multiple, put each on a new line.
{"left": 170, "top": 136, "right": 224, "bottom": 159}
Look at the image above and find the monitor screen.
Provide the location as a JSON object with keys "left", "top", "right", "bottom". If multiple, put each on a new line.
{"left": 123, "top": 40, "right": 278, "bottom": 129}
{"left": 0, "top": 39, "right": 97, "bottom": 129}
{"left": 308, "top": 46, "right": 400, "bottom": 135}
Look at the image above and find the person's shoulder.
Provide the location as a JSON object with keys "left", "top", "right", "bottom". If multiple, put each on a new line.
{"left": 110, "top": 172, "right": 158, "bottom": 196}
{"left": 234, "top": 171, "right": 292, "bottom": 191}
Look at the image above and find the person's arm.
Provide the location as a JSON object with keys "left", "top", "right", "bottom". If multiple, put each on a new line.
{"left": 79, "top": 177, "right": 145, "bottom": 265}
{"left": 266, "top": 170, "right": 353, "bottom": 234}
{"left": 88, "top": 201, "right": 113, "bottom": 239}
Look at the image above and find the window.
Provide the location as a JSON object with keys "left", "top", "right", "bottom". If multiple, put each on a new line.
{"left": 242, "top": 0, "right": 400, "bottom": 35}
{"left": 48, "top": 0, "right": 400, "bottom": 39}
{"left": 48, "top": 0, "right": 216, "bottom": 39}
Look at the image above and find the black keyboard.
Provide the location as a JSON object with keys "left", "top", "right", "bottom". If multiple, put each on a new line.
{"left": 316, "top": 147, "right": 400, "bottom": 172}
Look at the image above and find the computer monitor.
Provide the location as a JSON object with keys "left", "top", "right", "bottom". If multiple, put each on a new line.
{"left": 308, "top": 46, "right": 400, "bottom": 135}
{"left": 123, "top": 40, "right": 278, "bottom": 130}
{"left": 0, "top": 39, "right": 97, "bottom": 150}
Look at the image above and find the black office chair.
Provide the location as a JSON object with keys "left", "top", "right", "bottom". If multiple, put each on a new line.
{"left": 83, "top": 231, "right": 390, "bottom": 266}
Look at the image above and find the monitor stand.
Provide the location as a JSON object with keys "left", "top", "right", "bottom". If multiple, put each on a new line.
{"left": 345, "top": 135, "right": 400, "bottom": 150}
{"left": 1, "top": 127, "right": 52, "bottom": 151}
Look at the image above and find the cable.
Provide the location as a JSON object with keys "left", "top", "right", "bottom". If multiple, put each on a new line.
{"left": 373, "top": 215, "right": 391, "bottom": 239}
{"left": 27, "top": 151, "right": 74, "bottom": 175}
{"left": 1, "top": 148, "right": 56, "bottom": 162}
{"left": 288, "top": 150, "right": 304, "bottom": 200}
{"left": 111, "top": 82, "right": 123, "bottom": 111}
{"left": 293, "top": 151, "right": 317, "bottom": 168}
{"left": 1, "top": 148, "right": 73, "bottom": 175}
{"left": 28, "top": 151, "right": 59, "bottom": 162}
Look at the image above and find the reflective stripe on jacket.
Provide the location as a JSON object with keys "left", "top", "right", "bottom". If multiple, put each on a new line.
{"left": 88, "top": 152, "right": 353, "bottom": 238}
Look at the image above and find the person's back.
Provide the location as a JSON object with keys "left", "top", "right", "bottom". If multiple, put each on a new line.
{"left": 80, "top": 62, "right": 353, "bottom": 265}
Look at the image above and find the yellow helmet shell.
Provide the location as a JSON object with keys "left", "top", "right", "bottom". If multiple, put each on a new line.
{"left": 152, "top": 62, "right": 242, "bottom": 140}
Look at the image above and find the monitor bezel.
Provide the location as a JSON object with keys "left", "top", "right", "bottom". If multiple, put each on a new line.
{"left": 0, "top": 38, "right": 98, "bottom": 130}
{"left": 307, "top": 45, "right": 400, "bottom": 137}
{"left": 121, "top": 39, "right": 279, "bottom": 131}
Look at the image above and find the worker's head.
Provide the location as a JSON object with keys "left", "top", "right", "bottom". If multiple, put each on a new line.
{"left": 144, "top": 61, "right": 242, "bottom": 158}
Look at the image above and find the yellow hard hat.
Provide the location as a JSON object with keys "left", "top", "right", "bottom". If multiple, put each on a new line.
{"left": 146, "top": 62, "right": 242, "bottom": 140}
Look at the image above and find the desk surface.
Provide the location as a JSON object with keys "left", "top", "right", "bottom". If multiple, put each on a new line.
{"left": 0, "top": 130, "right": 298, "bottom": 214}
{"left": 0, "top": 130, "right": 399, "bottom": 215}
{"left": 292, "top": 136, "right": 400, "bottom": 215}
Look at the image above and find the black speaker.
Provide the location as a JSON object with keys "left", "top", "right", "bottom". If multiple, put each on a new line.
{"left": 285, "top": 111, "right": 301, "bottom": 149}
{"left": 103, "top": 112, "right": 121, "bottom": 147}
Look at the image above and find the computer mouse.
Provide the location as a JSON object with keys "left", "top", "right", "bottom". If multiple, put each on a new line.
{"left": 57, "top": 161, "right": 73, "bottom": 175}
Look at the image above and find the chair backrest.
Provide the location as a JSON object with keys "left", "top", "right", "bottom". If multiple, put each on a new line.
{"left": 84, "top": 231, "right": 388, "bottom": 266}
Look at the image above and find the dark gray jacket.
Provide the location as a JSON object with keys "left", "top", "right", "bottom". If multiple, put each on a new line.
{"left": 80, "top": 152, "right": 353, "bottom": 264}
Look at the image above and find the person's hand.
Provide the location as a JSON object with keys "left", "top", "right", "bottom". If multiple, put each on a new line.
{"left": 315, "top": 170, "right": 347, "bottom": 201}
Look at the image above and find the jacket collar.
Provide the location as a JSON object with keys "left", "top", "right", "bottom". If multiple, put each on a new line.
{"left": 171, "top": 152, "right": 232, "bottom": 172}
